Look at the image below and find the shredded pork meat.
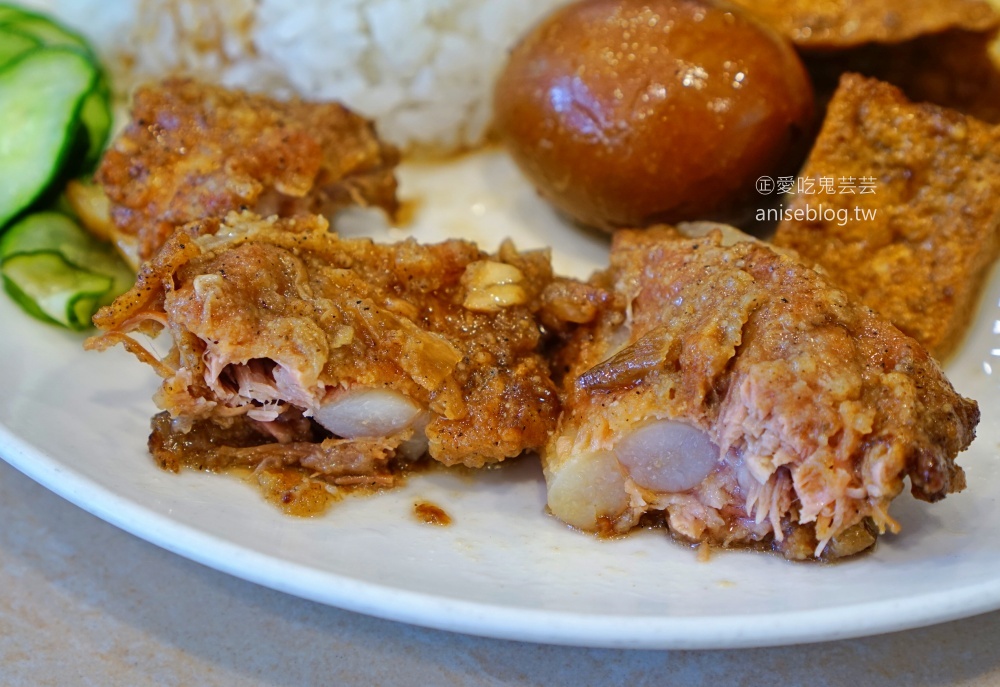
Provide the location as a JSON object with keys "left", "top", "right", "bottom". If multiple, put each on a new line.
{"left": 87, "top": 211, "right": 561, "bottom": 485}
{"left": 544, "top": 227, "right": 979, "bottom": 559}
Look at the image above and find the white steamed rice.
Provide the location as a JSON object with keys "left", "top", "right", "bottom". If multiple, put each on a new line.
{"left": 21, "top": 0, "right": 569, "bottom": 153}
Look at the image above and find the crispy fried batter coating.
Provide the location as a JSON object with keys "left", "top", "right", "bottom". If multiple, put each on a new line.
{"left": 87, "top": 212, "right": 561, "bottom": 479}
{"left": 545, "top": 228, "right": 978, "bottom": 559}
{"left": 772, "top": 74, "right": 1000, "bottom": 359}
{"left": 97, "top": 78, "right": 399, "bottom": 262}
{"left": 730, "top": 0, "right": 998, "bottom": 49}
{"left": 804, "top": 29, "right": 1000, "bottom": 125}
{"left": 732, "top": 0, "right": 1000, "bottom": 123}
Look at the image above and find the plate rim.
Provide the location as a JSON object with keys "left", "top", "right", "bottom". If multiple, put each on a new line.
{"left": 4, "top": 418, "right": 999, "bottom": 650}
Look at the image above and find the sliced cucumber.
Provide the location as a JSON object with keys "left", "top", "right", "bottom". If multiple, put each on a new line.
{"left": 2, "top": 251, "right": 112, "bottom": 329}
{"left": 0, "top": 211, "right": 134, "bottom": 330}
{"left": 0, "top": 47, "right": 97, "bottom": 229}
{"left": 0, "top": 11, "right": 92, "bottom": 56}
{"left": 0, "top": 9, "right": 124, "bottom": 329}
{"left": 79, "top": 76, "right": 112, "bottom": 169}
{"left": 0, "top": 5, "right": 27, "bottom": 23}
{"left": 1, "top": 210, "right": 131, "bottom": 286}
{"left": 0, "top": 9, "right": 111, "bottom": 170}
{"left": 0, "top": 25, "right": 38, "bottom": 67}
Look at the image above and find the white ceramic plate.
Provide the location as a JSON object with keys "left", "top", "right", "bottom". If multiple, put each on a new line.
{"left": 2, "top": 150, "right": 1000, "bottom": 650}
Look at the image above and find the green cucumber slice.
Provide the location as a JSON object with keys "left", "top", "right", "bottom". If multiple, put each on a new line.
{"left": 0, "top": 12, "right": 91, "bottom": 55}
{"left": 0, "top": 25, "right": 38, "bottom": 67}
{"left": 2, "top": 251, "right": 112, "bottom": 329}
{"left": 79, "top": 76, "right": 112, "bottom": 169}
{"left": 0, "top": 211, "right": 133, "bottom": 296}
{"left": 0, "top": 5, "right": 27, "bottom": 23}
{"left": 0, "top": 47, "right": 97, "bottom": 229}
{"left": 0, "top": 9, "right": 111, "bottom": 169}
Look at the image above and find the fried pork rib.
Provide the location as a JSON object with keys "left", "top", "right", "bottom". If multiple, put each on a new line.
{"left": 86, "top": 212, "right": 560, "bottom": 485}
{"left": 544, "top": 228, "right": 978, "bottom": 559}
{"left": 97, "top": 78, "right": 399, "bottom": 265}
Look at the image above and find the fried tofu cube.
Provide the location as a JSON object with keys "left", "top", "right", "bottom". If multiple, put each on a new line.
{"left": 772, "top": 73, "right": 1000, "bottom": 359}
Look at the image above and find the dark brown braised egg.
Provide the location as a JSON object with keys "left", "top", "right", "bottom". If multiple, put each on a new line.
{"left": 493, "top": 0, "right": 815, "bottom": 230}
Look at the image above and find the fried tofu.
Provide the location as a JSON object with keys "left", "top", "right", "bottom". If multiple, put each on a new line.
{"left": 771, "top": 74, "right": 1000, "bottom": 359}
{"left": 97, "top": 78, "right": 399, "bottom": 263}
{"left": 86, "top": 211, "right": 561, "bottom": 486}
{"left": 730, "top": 0, "right": 998, "bottom": 50}
{"left": 543, "top": 227, "right": 978, "bottom": 559}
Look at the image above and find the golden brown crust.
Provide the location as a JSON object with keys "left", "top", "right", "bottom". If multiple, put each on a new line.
{"left": 88, "top": 212, "right": 560, "bottom": 470}
{"left": 97, "top": 78, "right": 399, "bottom": 261}
{"left": 729, "top": 0, "right": 999, "bottom": 49}
{"left": 771, "top": 73, "right": 1000, "bottom": 359}
{"left": 547, "top": 228, "right": 978, "bottom": 557}
{"left": 803, "top": 29, "right": 1000, "bottom": 126}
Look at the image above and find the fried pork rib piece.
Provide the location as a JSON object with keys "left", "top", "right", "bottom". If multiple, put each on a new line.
{"left": 772, "top": 74, "right": 1000, "bottom": 360}
{"left": 729, "top": 0, "right": 998, "bottom": 49}
{"left": 96, "top": 78, "right": 399, "bottom": 265}
{"left": 86, "top": 212, "right": 560, "bottom": 484}
{"left": 545, "top": 228, "right": 978, "bottom": 559}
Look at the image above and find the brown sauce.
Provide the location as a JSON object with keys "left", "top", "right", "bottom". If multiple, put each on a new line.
{"left": 413, "top": 501, "right": 452, "bottom": 526}
{"left": 253, "top": 466, "right": 342, "bottom": 517}
{"left": 209, "top": 455, "right": 444, "bottom": 517}
{"left": 222, "top": 465, "right": 341, "bottom": 517}
{"left": 392, "top": 197, "right": 421, "bottom": 228}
